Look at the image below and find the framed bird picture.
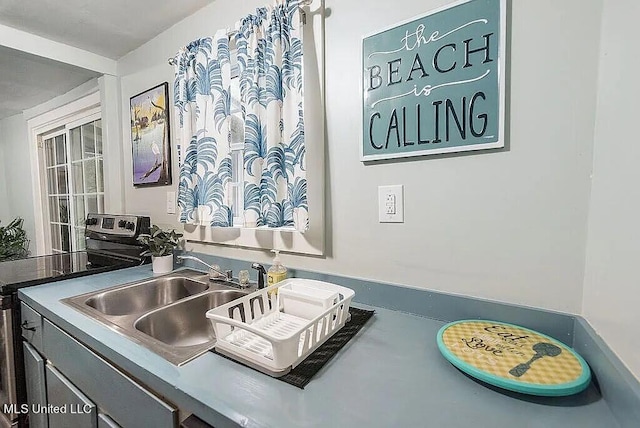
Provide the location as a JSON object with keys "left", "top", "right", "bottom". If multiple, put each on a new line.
{"left": 130, "top": 82, "right": 172, "bottom": 187}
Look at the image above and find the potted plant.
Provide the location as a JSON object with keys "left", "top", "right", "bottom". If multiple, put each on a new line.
{"left": 0, "top": 217, "right": 30, "bottom": 261}
{"left": 136, "top": 225, "right": 183, "bottom": 274}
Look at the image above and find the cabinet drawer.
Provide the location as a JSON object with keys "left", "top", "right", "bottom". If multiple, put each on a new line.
{"left": 21, "top": 302, "right": 43, "bottom": 352}
{"left": 42, "top": 319, "right": 177, "bottom": 428}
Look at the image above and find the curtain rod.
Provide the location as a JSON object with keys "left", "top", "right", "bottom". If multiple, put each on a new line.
{"left": 168, "top": 0, "right": 315, "bottom": 66}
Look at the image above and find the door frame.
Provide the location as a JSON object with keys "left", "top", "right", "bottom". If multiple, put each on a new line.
{"left": 27, "top": 91, "right": 101, "bottom": 255}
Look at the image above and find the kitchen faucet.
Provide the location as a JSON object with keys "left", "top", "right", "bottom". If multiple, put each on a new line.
{"left": 251, "top": 263, "right": 267, "bottom": 289}
{"left": 176, "top": 255, "right": 230, "bottom": 281}
{"left": 177, "top": 254, "right": 265, "bottom": 290}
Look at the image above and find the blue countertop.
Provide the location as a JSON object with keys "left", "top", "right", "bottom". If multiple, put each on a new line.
{"left": 19, "top": 265, "right": 620, "bottom": 428}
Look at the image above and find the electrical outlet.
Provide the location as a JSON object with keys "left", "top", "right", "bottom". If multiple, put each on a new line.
{"left": 378, "top": 185, "right": 404, "bottom": 223}
{"left": 385, "top": 194, "right": 396, "bottom": 214}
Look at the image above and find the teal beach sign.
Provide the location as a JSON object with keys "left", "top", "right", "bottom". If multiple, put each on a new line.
{"left": 362, "top": 0, "right": 506, "bottom": 161}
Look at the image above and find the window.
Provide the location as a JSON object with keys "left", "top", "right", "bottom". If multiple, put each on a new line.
{"left": 41, "top": 117, "right": 103, "bottom": 253}
{"left": 179, "top": 5, "right": 325, "bottom": 255}
{"left": 228, "top": 47, "right": 245, "bottom": 226}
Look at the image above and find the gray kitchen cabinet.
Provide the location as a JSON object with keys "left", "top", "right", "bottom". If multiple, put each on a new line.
{"left": 20, "top": 301, "right": 179, "bottom": 428}
{"left": 21, "top": 302, "right": 43, "bottom": 352}
{"left": 22, "top": 342, "right": 48, "bottom": 428}
{"left": 45, "top": 363, "right": 97, "bottom": 428}
{"left": 42, "top": 318, "right": 178, "bottom": 427}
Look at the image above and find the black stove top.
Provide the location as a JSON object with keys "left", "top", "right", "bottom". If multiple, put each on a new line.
{"left": 0, "top": 213, "right": 151, "bottom": 294}
{"left": 0, "top": 251, "right": 139, "bottom": 293}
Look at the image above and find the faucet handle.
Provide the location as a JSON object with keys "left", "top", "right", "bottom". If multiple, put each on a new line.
{"left": 238, "top": 270, "right": 250, "bottom": 287}
{"left": 208, "top": 265, "right": 226, "bottom": 280}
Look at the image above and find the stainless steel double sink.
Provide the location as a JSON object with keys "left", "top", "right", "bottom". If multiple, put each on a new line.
{"left": 62, "top": 269, "right": 250, "bottom": 365}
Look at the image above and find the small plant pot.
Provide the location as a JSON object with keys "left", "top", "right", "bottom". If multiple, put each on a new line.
{"left": 151, "top": 254, "right": 174, "bottom": 274}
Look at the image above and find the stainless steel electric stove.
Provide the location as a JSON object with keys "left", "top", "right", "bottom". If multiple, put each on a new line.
{"left": 0, "top": 213, "right": 151, "bottom": 427}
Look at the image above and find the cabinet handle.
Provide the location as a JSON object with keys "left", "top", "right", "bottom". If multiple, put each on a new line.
{"left": 21, "top": 321, "right": 36, "bottom": 332}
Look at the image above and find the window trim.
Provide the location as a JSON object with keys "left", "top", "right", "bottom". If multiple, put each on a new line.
{"left": 229, "top": 144, "right": 245, "bottom": 226}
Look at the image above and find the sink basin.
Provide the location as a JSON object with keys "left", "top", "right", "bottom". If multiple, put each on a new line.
{"left": 85, "top": 277, "right": 209, "bottom": 316}
{"left": 61, "top": 269, "right": 252, "bottom": 365}
{"left": 134, "top": 290, "right": 247, "bottom": 347}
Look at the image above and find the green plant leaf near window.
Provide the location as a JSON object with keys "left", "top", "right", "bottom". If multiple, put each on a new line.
{"left": 0, "top": 218, "right": 30, "bottom": 261}
{"left": 136, "top": 225, "right": 183, "bottom": 257}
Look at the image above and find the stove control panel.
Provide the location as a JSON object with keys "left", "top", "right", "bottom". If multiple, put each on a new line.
{"left": 85, "top": 214, "right": 150, "bottom": 238}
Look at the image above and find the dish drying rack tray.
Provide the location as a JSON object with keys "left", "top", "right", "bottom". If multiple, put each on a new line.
{"left": 206, "top": 278, "right": 355, "bottom": 377}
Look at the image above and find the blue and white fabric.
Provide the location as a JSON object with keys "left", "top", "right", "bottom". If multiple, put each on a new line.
{"left": 173, "top": 30, "right": 235, "bottom": 226}
{"left": 173, "top": 0, "right": 307, "bottom": 231}
{"left": 237, "top": 0, "right": 308, "bottom": 231}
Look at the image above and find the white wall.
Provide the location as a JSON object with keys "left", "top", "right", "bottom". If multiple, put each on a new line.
{"left": 117, "top": 0, "right": 603, "bottom": 314}
{"left": 0, "top": 78, "right": 123, "bottom": 255}
{"left": 583, "top": 0, "right": 640, "bottom": 378}
{"left": 0, "top": 113, "right": 36, "bottom": 253}
{"left": 23, "top": 80, "right": 104, "bottom": 254}
{"left": 0, "top": 0, "right": 633, "bottom": 378}
{"left": 99, "top": 75, "right": 126, "bottom": 214}
{"left": 119, "top": 64, "right": 180, "bottom": 229}
{"left": 307, "top": 0, "right": 600, "bottom": 314}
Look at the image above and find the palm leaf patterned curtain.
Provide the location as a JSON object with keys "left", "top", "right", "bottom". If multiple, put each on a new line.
{"left": 173, "top": 0, "right": 307, "bottom": 231}
{"left": 173, "top": 29, "right": 234, "bottom": 226}
{"left": 237, "top": 0, "right": 308, "bottom": 231}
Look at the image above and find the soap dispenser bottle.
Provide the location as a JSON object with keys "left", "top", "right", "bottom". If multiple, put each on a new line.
{"left": 267, "top": 250, "right": 287, "bottom": 286}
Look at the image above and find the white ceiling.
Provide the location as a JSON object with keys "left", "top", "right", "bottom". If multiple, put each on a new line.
{"left": 0, "top": 0, "right": 216, "bottom": 59}
{"left": 0, "top": 45, "right": 99, "bottom": 119}
{"left": 0, "top": 0, "right": 216, "bottom": 120}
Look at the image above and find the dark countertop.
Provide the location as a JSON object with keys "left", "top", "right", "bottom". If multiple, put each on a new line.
{"left": 0, "top": 252, "right": 135, "bottom": 292}
{"left": 19, "top": 265, "right": 620, "bottom": 428}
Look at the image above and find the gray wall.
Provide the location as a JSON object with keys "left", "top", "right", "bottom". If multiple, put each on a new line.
{"left": 117, "top": 0, "right": 602, "bottom": 315}
{"left": 583, "top": 0, "right": 640, "bottom": 378}
{"left": 0, "top": 113, "right": 35, "bottom": 253}
{"left": 0, "top": 139, "right": 9, "bottom": 222}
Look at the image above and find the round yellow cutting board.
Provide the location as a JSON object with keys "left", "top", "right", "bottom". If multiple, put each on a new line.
{"left": 437, "top": 320, "right": 591, "bottom": 396}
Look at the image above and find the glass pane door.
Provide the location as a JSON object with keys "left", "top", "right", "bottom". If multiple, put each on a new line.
{"left": 69, "top": 119, "right": 104, "bottom": 251}
{"left": 43, "top": 134, "right": 71, "bottom": 254}
{"left": 42, "top": 118, "right": 104, "bottom": 254}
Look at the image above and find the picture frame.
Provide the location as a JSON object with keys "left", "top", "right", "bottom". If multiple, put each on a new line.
{"left": 130, "top": 82, "right": 172, "bottom": 186}
{"left": 361, "top": 0, "right": 506, "bottom": 162}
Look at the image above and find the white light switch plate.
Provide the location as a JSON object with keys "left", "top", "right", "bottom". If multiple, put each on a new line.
{"left": 378, "top": 185, "right": 404, "bottom": 223}
{"left": 166, "top": 191, "right": 176, "bottom": 214}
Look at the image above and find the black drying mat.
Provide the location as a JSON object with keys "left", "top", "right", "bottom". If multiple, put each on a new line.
{"left": 213, "top": 307, "right": 374, "bottom": 389}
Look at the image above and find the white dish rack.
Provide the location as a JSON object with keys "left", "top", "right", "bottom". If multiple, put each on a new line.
{"left": 206, "top": 278, "right": 355, "bottom": 376}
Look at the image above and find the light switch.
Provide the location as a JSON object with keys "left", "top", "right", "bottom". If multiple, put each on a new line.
{"left": 378, "top": 185, "right": 404, "bottom": 223}
{"left": 166, "top": 191, "right": 176, "bottom": 214}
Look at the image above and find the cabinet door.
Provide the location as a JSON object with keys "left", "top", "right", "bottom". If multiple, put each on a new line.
{"left": 45, "top": 364, "right": 97, "bottom": 428}
{"left": 98, "top": 413, "right": 121, "bottom": 428}
{"left": 42, "top": 319, "right": 177, "bottom": 427}
{"left": 23, "top": 342, "right": 48, "bottom": 428}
